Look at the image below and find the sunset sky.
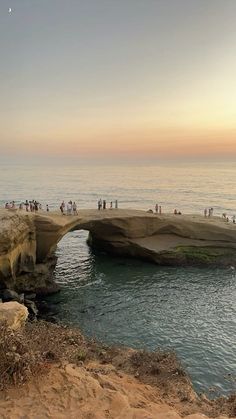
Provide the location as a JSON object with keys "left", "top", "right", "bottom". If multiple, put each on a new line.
{"left": 1, "top": 0, "right": 236, "bottom": 161}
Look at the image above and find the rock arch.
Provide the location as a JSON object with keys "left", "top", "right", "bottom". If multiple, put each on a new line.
{"left": 34, "top": 210, "right": 157, "bottom": 262}
{"left": 1, "top": 209, "right": 236, "bottom": 294}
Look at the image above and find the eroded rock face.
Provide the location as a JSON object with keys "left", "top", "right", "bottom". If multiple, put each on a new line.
{"left": 14, "top": 259, "right": 60, "bottom": 296}
{"left": 0, "top": 212, "right": 36, "bottom": 289}
{"left": 0, "top": 302, "right": 28, "bottom": 330}
{"left": 84, "top": 215, "right": 236, "bottom": 267}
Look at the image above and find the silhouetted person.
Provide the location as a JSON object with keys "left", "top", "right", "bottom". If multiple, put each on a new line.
{"left": 72, "top": 202, "right": 78, "bottom": 215}
{"left": 98, "top": 199, "right": 102, "bottom": 210}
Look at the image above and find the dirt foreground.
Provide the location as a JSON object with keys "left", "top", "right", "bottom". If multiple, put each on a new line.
{"left": 0, "top": 321, "right": 235, "bottom": 419}
{"left": 0, "top": 361, "right": 231, "bottom": 419}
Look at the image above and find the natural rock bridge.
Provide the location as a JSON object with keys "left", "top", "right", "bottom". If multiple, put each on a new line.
{"left": 1, "top": 208, "right": 236, "bottom": 294}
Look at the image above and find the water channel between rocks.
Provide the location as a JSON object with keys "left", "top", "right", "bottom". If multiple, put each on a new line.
{"left": 42, "top": 230, "right": 236, "bottom": 397}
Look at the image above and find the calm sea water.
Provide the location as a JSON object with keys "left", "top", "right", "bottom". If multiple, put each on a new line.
{"left": 1, "top": 161, "right": 236, "bottom": 215}
{"left": 0, "top": 161, "right": 236, "bottom": 395}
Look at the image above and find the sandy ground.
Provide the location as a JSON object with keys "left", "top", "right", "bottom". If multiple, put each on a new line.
{"left": 0, "top": 362, "right": 232, "bottom": 419}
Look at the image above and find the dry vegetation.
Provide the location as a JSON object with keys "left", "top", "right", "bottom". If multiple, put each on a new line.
{"left": 0, "top": 321, "right": 87, "bottom": 389}
{"left": 0, "top": 320, "right": 235, "bottom": 417}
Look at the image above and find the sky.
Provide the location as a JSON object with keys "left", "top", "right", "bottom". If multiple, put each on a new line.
{"left": 1, "top": 0, "right": 236, "bottom": 162}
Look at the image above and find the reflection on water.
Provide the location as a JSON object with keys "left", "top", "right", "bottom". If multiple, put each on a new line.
{"left": 44, "top": 230, "right": 236, "bottom": 397}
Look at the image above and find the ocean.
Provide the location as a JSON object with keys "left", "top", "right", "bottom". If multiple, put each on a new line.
{"left": 0, "top": 161, "right": 236, "bottom": 396}
{"left": 1, "top": 161, "right": 236, "bottom": 215}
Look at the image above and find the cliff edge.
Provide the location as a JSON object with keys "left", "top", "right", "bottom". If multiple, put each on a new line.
{"left": 0, "top": 320, "right": 235, "bottom": 419}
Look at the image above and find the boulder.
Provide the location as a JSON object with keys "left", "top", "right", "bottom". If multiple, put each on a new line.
{"left": 0, "top": 302, "right": 28, "bottom": 330}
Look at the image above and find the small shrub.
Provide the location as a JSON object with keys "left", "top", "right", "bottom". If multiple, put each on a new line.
{"left": 0, "top": 322, "right": 42, "bottom": 389}
{"left": 76, "top": 349, "right": 87, "bottom": 362}
{"left": 0, "top": 320, "right": 87, "bottom": 390}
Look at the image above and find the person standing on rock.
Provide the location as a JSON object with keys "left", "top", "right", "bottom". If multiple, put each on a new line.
{"left": 72, "top": 202, "right": 78, "bottom": 215}
{"left": 60, "top": 202, "right": 64, "bottom": 214}
{"left": 67, "top": 202, "right": 72, "bottom": 215}
{"left": 98, "top": 199, "right": 102, "bottom": 210}
{"left": 103, "top": 200, "right": 106, "bottom": 210}
{"left": 61, "top": 201, "right": 65, "bottom": 213}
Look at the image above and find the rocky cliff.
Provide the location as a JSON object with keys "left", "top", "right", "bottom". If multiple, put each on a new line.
{"left": 0, "top": 210, "right": 57, "bottom": 295}
{"left": 0, "top": 211, "right": 36, "bottom": 289}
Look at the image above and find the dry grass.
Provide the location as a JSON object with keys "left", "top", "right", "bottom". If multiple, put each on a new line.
{"left": 0, "top": 322, "right": 42, "bottom": 389}
{"left": 0, "top": 320, "right": 87, "bottom": 390}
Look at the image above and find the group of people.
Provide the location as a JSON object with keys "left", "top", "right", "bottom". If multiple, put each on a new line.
{"left": 60, "top": 200, "right": 78, "bottom": 215}
{"left": 150, "top": 205, "right": 181, "bottom": 215}
{"left": 97, "top": 199, "right": 118, "bottom": 210}
{"left": 60, "top": 201, "right": 78, "bottom": 215}
{"left": 203, "top": 207, "right": 236, "bottom": 223}
{"left": 5, "top": 200, "right": 48, "bottom": 212}
{"left": 147, "top": 204, "right": 162, "bottom": 214}
{"left": 4, "top": 201, "right": 17, "bottom": 210}
{"left": 204, "top": 207, "right": 214, "bottom": 217}
{"left": 222, "top": 213, "right": 236, "bottom": 224}
{"left": 3, "top": 200, "right": 236, "bottom": 223}
{"left": 174, "top": 209, "right": 182, "bottom": 215}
